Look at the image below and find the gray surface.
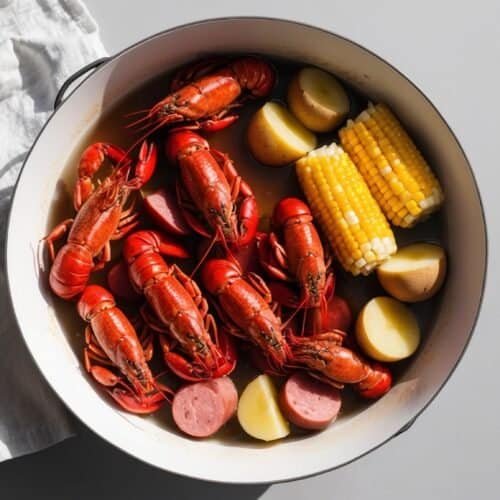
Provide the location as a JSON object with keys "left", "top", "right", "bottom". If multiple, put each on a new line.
{"left": 2, "top": 0, "right": 499, "bottom": 498}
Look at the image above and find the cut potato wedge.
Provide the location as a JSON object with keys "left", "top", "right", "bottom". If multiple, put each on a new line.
{"left": 287, "top": 67, "right": 350, "bottom": 132}
{"left": 356, "top": 297, "right": 421, "bottom": 362}
{"left": 237, "top": 374, "right": 290, "bottom": 441}
{"left": 377, "top": 243, "right": 447, "bottom": 302}
{"left": 247, "top": 102, "right": 317, "bottom": 167}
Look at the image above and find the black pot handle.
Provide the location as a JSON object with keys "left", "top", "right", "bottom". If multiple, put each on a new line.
{"left": 392, "top": 416, "right": 418, "bottom": 438}
{"left": 54, "top": 57, "right": 111, "bottom": 109}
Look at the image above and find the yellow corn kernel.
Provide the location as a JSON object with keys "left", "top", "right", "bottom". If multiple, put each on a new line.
{"left": 296, "top": 143, "right": 397, "bottom": 275}
{"left": 339, "top": 103, "right": 444, "bottom": 228}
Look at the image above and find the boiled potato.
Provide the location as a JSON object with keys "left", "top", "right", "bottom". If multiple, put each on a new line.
{"left": 356, "top": 296, "right": 421, "bottom": 362}
{"left": 247, "top": 101, "right": 317, "bottom": 167}
{"left": 287, "top": 67, "right": 350, "bottom": 132}
{"left": 237, "top": 374, "right": 290, "bottom": 441}
{"left": 377, "top": 243, "right": 447, "bottom": 302}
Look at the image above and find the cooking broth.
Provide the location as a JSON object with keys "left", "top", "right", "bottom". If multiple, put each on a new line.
{"left": 46, "top": 56, "right": 444, "bottom": 442}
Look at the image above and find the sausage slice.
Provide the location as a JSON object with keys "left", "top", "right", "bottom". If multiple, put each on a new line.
{"left": 279, "top": 372, "right": 342, "bottom": 430}
{"left": 172, "top": 377, "right": 237, "bottom": 438}
{"left": 207, "top": 377, "right": 238, "bottom": 422}
{"left": 143, "top": 188, "right": 190, "bottom": 236}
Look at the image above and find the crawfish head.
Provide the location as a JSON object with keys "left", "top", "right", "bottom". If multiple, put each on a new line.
{"left": 256, "top": 323, "right": 290, "bottom": 371}
{"left": 301, "top": 266, "right": 326, "bottom": 307}
{"left": 166, "top": 130, "right": 237, "bottom": 243}
{"left": 202, "top": 258, "right": 289, "bottom": 371}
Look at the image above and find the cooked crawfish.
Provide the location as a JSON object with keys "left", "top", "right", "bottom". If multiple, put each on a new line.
{"left": 164, "top": 130, "right": 258, "bottom": 250}
{"left": 44, "top": 141, "right": 157, "bottom": 299}
{"left": 288, "top": 331, "right": 392, "bottom": 398}
{"left": 77, "top": 285, "right": 170, "bottom": 413}
{"left": 122, "top": 230, "right": 236, "bottom": 381}
{"left": 201, "top": 258, "right": 291, "bottom": 373}
{"left": 258, "top": 197, "right": 333, "bottom": 332}
{"left": 128, "top": 56, "right": 275, "bottom": 135}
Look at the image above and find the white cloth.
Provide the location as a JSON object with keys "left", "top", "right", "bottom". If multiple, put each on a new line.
{"left": 0, "top": 0, "right": 107, "bottom": 461}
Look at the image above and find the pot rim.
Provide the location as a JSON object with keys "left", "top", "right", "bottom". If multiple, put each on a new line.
{"left": 4, "top": 16, "right": 489, "bottom": 484}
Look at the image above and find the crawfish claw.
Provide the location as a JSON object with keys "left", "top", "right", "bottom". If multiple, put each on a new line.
{"left": 127, "top": 141, "right": 157, "bottom": 189}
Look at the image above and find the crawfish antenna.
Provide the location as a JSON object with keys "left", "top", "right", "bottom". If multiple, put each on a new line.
{"left": 189, "top": 230, "right": 220, "bottom": 278}
{"left": 281, "top": 296, "right": 309, "bottom": 330}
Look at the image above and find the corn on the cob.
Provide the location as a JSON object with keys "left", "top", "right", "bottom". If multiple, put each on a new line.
{"left": 339, "top": 103, "right": 444, "bottom": 228}
{"left": 296, "top": 143, "right": 397, "bottom": 276}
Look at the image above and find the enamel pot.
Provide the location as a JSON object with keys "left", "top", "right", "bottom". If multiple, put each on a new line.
{"left": 5, "top": 17, "right": 487, "bottom": 484}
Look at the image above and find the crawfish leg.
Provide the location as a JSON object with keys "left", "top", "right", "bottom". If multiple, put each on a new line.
{"left": 204, "top": 312, "right": 221, "bottom": 346}
{"left": 84, "top": 326, "right": 111, "bottom": 362}
{"left": 138, "top": 323, "right": 154, "bottom": 362}
{"left": 140, "top": 304, "right": 170, "bottom": 333}
{"left": 268, "top": 232, "right": 289, "bottom": 271}
{"left": 127, "top": 313, "right": 154, "bottom": 361}
{"left": 84, "top": 326, "right": 119, "bottom": 389}
{"left": 171, "top": 265, "right": 209, "bottom": 317}
{"left": 211, "top": 149, "right": 241, "bottom": 199}
{"left": 93, "top": 242, "right": 111, "bottom": 272}
{"left": 245, "top": 272, "right": 273, "bottom": 303}
{"left": 257, "top": 233, "right": 291, "bottom": 282}
{"left": 221, "top": 323, "right": 248, "bottom": 341}
{"left": 111, "top": 211, "right": 141, "bottom": 240}
{"left": 207, "top": 298, "right": 237, "bottom": 333}
{"left": 44, "top": 218, "right": 74, "bottom": 261}
{"left": 211, "top": 148, "right": 253, "bottom": 198}
{"left": 111, "top": 219, "right": 140, "bottom": 240}
{"left": 198, "top": 113, "right": 239, "bottom": 133}
{"left": 85, "top": 352, "right": 124, "bottom": 388}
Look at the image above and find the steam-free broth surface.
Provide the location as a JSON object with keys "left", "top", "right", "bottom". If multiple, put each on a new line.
{"left": 46, "top": 56, "right": 444, "bottom": 443}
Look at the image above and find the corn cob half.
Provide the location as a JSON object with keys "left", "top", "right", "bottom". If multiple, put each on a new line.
{"left": 339, "top": 103, "right": 444, "bottom": 228}
{"left": 296, "top": 143, "right": 397, "bottom": 276}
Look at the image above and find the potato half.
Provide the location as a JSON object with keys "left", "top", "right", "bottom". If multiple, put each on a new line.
{"left": 287, "top": 67, "right": 350, "bottom": 132}
{"left": 356, "top": 296, "right": 421, "bottom": 362}
{"left": 247, "top": 101, "right": 317, "bottom": 167}
{"left": 237, "top": 374, "right": 290, "bottom": 441}
{"left": 376, "top": 243, "right": 447, "bottom": 302}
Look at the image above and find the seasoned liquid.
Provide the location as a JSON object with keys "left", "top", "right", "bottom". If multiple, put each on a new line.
{"left": 47, "top": 57, "right": 444, "bottom": 442}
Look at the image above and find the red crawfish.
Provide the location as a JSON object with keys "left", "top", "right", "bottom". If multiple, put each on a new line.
{"left": 288, "top": 330, "right": 392, "bottom": 398}
{"left": 201, "top": 258, "right": 291, "bottom": 374}
{"left": 127, "top": 56, "right": 275, "bottom": 135}
{"left": 202, "top": 258, "right": 391, "bottom": 399}
{"left": 122, "top": 230, "right": 236, "bottom": 381}
{"left": 257, "top": 197, "right": 333, "bottom": 332}
{"left": 164, "top": 130, "right": 258, "bottom": 252}
{"left": 44, "top": 141, "right": 157, "bottom": 299}
{"left": 77, "top": 285, "right": 171, "bottom": 414}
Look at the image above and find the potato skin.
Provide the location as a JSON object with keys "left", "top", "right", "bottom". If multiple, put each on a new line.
{"left": 355, "top": 297, "right": 421, "bottom": 362}
{"left": 246, "top": 110, "right": 290, "bottom": 166}
{"left": 355, "top": 305, "right": 395, "bottom": 362}
{"left": 246, "top": 103, "right": 316, "bottom": 167}
{"left": 287, "top": 69, "right": 349, "bottom": 132}
{"left": 376, "top": 248, "right": 447, "bottom": 302}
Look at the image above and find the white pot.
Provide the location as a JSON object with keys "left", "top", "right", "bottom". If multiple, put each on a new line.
{"left": 5, "top": 18, "right": 487, "bottom": 484}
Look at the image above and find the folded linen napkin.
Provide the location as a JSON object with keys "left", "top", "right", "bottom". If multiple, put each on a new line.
{"left": 0, "top": 0, "right": 107, "bottom": 461}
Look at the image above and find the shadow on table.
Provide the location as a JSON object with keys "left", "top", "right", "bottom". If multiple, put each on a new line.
{"left": 0, "top": 424, "right": 270, "bottom": 500}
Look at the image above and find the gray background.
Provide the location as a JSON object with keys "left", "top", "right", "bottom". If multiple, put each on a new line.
{"left": 2, "top": 0, "right": 499, "bottom": 498}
